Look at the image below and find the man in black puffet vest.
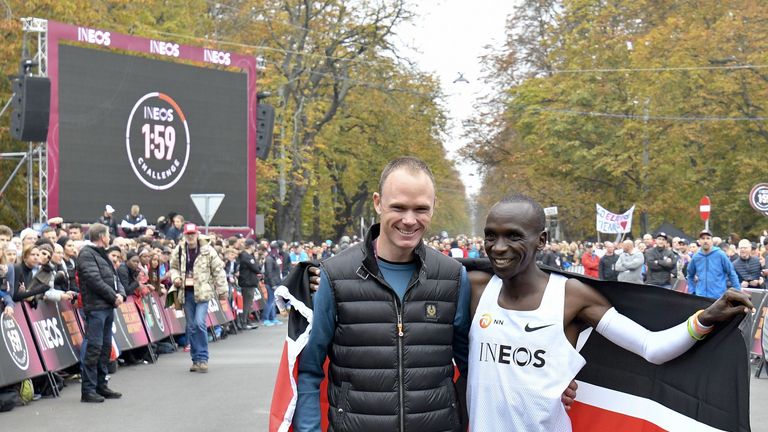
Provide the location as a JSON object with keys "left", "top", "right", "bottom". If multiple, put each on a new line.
{"left": 293, "top": 157, "right": 470, "bottom": 432}
{"left": 323, "top": 224, "right": 462, "bottom": 431}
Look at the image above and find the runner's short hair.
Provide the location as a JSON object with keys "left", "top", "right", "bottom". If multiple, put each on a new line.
{"left": 497, "top": 193, "right": 546, "bottom": 233}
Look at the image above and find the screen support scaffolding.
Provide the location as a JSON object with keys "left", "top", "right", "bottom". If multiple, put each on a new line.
{"left": 0, "top": 17, "right": 48, "bottom": 228}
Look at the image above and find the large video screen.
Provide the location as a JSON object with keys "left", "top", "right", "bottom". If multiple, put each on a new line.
{"left": 57, "top": 44, "right": 248, "bottom": 226}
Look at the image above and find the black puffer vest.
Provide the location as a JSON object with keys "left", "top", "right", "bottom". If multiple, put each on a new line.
{"left": 322, "top": 224, "right": 462, "bottom": 432}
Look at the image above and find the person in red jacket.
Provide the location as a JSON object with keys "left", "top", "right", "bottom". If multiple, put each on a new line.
{"left": 581, "top": 241, "right": 600, "bottom": 278}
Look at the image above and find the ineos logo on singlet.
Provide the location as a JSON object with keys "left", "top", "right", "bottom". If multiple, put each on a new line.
{"left": 477, "top": 342, "right": 546, "bottom": 368}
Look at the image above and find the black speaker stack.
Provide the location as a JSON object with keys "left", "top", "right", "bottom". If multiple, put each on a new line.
{"left": 10, "top": 74, "right": 51, "bottom": 142}
{"left": 256, "top": 103, "right": 275, "bottom": 160}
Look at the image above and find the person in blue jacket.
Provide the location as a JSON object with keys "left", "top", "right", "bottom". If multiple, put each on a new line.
{"left": 686, "top": 229, "right": 740, "bottom": 298}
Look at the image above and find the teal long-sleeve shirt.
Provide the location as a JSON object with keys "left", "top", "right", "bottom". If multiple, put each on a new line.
{"left": 294, "top": 259, "right": 471, "bottom": 431}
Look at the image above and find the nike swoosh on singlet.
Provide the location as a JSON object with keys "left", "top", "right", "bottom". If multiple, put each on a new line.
{"left": 524, "top": 323, "right": 555, "bottom": 332}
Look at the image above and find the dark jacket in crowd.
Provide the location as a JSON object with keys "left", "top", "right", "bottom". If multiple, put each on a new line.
{"left": 97, "top": 215, "right": 120, "bottom": 238}
{"left": 13, "top": 263, "right": 55, "bottom": 304}
{"left": 263, "top": 254, "right": 282, "bottom": 287}
{"left": 237, "top": 250, "right": 262, "bottom": 287}
{"left": 13, "top": 262, "right": 35, "bottom": 296}
{"left": 279, "top": 250, "right": 291, "bottom": 278}
{"left": 165, "top": 226, "right": 183, "bottom": 242}
{"left": 60, "top": 258, "right": 78, "bottom": 292}
{"left": 53, "top": 263, "right": 71, "bottom": 292}
{"left": 225, "top": 259, "right": 239, "bottom": 286}
{"left": 644, "top": 246, "right": 678, "bottom": 286}
{"left": 117, "top": 263, "right": 141, "bottom": 297}
{"left": 541, "top": 250, "right": 563, "bottom": 269}
{"left": 733, "top": 256, "right": 763, "bottom": 286}
{"left": 598, "top": 253, "right": 620, "bottom": 281}
{"left": 77, "top": 245, "right": 126, "bottom": 312}
{"left": 120, "top": 213, "right": 148, "bottom": 239}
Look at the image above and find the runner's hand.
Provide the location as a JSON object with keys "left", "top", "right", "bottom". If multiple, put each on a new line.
{"left": 699, "top": 288, "right": 754, "bottom": 326}
{"left": 2, "top": 306, "right": 13, "bottom": 317}
{"left": 562, "top": 380, "right": 578, "bottom": 411}
{"left": 309, "top": 265, "right": 321, "bottom": 292}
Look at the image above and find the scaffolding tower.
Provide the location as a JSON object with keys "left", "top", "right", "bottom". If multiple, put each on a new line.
{"left": 0, "top": 17, "right": 48, "bottom": 228}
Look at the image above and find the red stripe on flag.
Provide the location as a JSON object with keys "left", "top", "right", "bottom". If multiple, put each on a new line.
{"left": 269, "top": 341, "right": 294, "bottom": 432}
{"left": 569, "top": 401, "right": 666, "bottom": 432}
{"left": 269, "top": 340, "right": 331, "bottom": 432}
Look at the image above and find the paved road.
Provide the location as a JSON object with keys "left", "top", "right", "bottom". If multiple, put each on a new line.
{"left": 1, "top": 321, "right": 287, "bottom": 432}
{"left": 3, "top": 320, "right": 768, "bottom": 431}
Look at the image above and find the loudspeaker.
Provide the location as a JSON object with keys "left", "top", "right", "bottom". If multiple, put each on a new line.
{"left": 256, "top": 103, "right": 275, "bottom": 160}
{"left": 10, "top": 75, "right": 51, "bottom": 142}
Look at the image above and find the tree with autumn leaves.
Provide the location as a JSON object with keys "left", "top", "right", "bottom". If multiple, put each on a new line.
{"left": 0, "top": 0, "right": 469, "bottom": 240}
{"left": 463, "top": 0, "right": 768, "bottom": 240}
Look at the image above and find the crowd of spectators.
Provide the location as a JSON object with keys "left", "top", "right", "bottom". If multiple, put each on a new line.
{"left": 1, "top": 202, "right": 766, "bottom": 405}
{"left": 0, "top": 203, "right": 369, "bottom": 406}
{"left": 534, "top": 230, "right": 767, "bottom": 298}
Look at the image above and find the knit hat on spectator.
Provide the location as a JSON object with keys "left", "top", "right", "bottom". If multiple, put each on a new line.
{"left": 19, "top": 228, "right": 38, "bottom": 241}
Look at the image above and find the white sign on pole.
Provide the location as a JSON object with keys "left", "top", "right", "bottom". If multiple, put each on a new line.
{"left": 596, "top": 203, "right": 635, "bottom": 234}
{"left": 190, "top": 194, "right": 225, "bottom": 233}
{"left": 543, "top": 206, "right": 558, "bottom": 216}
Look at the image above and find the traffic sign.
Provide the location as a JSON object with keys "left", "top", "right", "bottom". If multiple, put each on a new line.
{"left": 699, "top": 196, "right": 710, "bottom": 221}
{"left": 190, "top": 194, "right": 225, "bottom": 233}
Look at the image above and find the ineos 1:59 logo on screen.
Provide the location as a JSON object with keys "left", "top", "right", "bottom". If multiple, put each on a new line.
{"left": 125, "top": 92, "right": 190, "bottom": 190}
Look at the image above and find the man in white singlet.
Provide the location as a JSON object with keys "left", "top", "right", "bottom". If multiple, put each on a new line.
{"left": 466, "top": 194, "right": 752, "bottom": 431}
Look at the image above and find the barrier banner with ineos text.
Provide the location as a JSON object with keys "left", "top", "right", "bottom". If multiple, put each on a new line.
{"left": 23, "top": 300, "right": 83, "bottom": 372}
{"left": 79, "top": 300, "right": 150, "bottom": 352}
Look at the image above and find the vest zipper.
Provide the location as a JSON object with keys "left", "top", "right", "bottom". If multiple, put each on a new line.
{"left": 364, "top": 265, "right": 422, "bottom": 432}
{"left": 395, "top": 299, "right": 405, "bottom": 432}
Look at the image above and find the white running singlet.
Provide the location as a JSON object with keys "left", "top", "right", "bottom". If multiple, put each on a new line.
{"left": 467, "top": 273, "right": 586, "bottom": 431}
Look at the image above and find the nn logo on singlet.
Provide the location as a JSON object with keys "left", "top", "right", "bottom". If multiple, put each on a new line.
{"left": 479, "top": 313, "right": 504, "bottom": 329}
{"left": 478, "top": 342, "right": 546, "bottom": 368}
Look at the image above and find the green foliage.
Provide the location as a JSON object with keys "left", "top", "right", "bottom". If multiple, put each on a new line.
{"left": 0, "top": 0, "right": 469, "bottom": 238}
{"left": 463, "top": 0, "right": 768, "bottom": 240}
